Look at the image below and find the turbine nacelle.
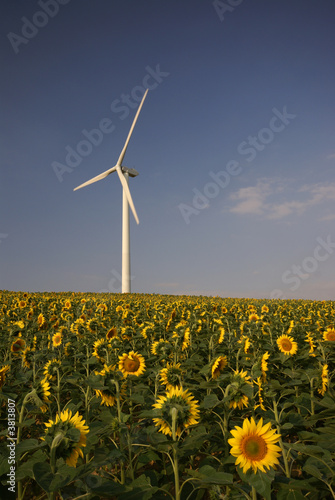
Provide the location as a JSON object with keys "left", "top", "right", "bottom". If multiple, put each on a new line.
{"left": 121, "top": 166, "right": 139, "bottom": 178}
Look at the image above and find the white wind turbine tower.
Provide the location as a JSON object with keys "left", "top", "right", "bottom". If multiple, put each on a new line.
{"left": 73, "top": 88, "right": 148, "bottom": 293}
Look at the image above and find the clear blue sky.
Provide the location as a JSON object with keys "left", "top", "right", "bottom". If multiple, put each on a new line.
{"left": 1, "top": 0, "right": 335, "bottom": 300}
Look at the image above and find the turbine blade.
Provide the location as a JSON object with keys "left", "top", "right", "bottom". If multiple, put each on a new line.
{"left": 117, "top": 88, "right": 148, "bottom": 166}
{"left": 116, "top": 165, "right": 139, "bottom": 224}
{"left": 73, "top": 166, "right": 117, "bottom": 191}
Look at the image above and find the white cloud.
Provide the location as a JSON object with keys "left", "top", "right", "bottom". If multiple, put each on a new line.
{"left": 228, "top": 179, "right": 335, "bottom": 220}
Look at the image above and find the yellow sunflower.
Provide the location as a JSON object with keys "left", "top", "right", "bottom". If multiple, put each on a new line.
{"left": 323, "top": 328, "right": 335, "bottom": 341}
{"left": 22, "top": 347, "right": 34, "bottom": 368}
{"left": 153, "top": 387, "right": 200, "bottom": 438}
{"left": 218, "top": 328, "right": 225, "bottom": 344}
{"left": 94, "top": 364, "right": 124, "bottom": 407}
{"left": 118, "top": 351, "right": 146, "bottom": 377}
{"left": 44, "top": 409, "right": 89, "bottom": 467}
{"left": 92, "top": 338, "right": 109, "bottom": 363}
{"left": 151, "top": 338, "right": 172, "bottom": 357}
{"left": 211, "top": 355, "right": 228, "bottom": 379}
{"left": 261, "top": 352, "right": 270, "bottom": 381}
{"left": 228, "top": 417, "right": 282, "bottom": 473}
{"left": 43, "top": 359, "right": 61, "bottom": 380}
{"left": 0, "top": 365, "right": 10, "bottom": 390}
{"left": 277, "top": 335, "right": 298, "bottom": 355}
{"left": 249, "top": 313, "right": 259, "bottom": 322}
{"left": 160, "top": 363, "right": 184, "bottom": 390}
{"left": 229, "top": 369, "right": 252, "bottom": 410}
{"left": 52, "top": 331, "right": 62, "bottom": 348}
{"left": 318, "top": 364, "right": 329, "bottom": 396}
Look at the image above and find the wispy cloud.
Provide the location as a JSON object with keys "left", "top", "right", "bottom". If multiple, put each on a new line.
{"left": 228, "top": 179, "right": 335, "bottom": 220}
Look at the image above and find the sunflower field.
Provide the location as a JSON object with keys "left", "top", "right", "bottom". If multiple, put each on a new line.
{"left": 0, "top": 290, "right": 334, "bottom": 500}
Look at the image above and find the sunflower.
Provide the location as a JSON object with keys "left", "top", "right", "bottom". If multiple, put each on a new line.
{"left": 323, "top": 328, "right": 335, "bottom": 341}
{"left": 248, "top": 313, "right": 259, "bottom": 322}
{"left": 52, "top": 331, "right": 62, "bottom": 348}
{"left": 106, "top": 327, "right": 118, "bottom": 340}
{"left": 118, "top": 351, "right": 146, "bottom": 377}
{"left": 261, "top": 305, "right": 269, "bottom": 313}
{"left": 218, "top": 328, "right": 225, "bottom": 344}
{"left": 254, "top": 377, "right": 266, "bottom": 411}
{"left": 44, "top": 409, "right": 89, "bottom": 467}
{"left": 182, "top": 328, "right": 191, "bottom": 351}
{"left": 95, "top": 365, "right": 121, "bottom": 407}
{"left": 64, "top": 342, "right": 75, "bottom": 357}
{"left": 151, "top": 339, "right": 172, "bottom": 357}
{"left": 11, "top": 335, "right": 26, "bottom": 354}
{"left": 305, "top": 332, "right": 316, "bottom": 355}
{"left": 160, "top": 363, "right": 184, "bottom": 390}
{"left": 37, "top": 313, "right": 46, "bottom": 328}
{"left": 37, "top": 378, "right": 51, "bottom": 408}
{"left": 229, "top": 369, "right": 252, "bottom": 410}
{"left": 153, "top": 387, "right": 200, "bottom": 438}
{"left": 211, "top": 355, "right": 228, "bottom": 379}
{"left": 277, "top": 335, "right": 298, "bottom": 355}
{"left": 43, "top": 359, "right": 61, "bottom": 380}
{"left": 0, "top": 365, "right": 10, "bottom": 390}
{"left": 318, "top": 364, "right": 329, "bottom": 396}
{"left": 228, "top": 417, "right": 282, "bottom": 473}
{"left": 22, "top": 347, "right": 34, "bottom": 368}
{"left": 261, "top": 352, "right": 270, "bottom": 381}
{"left": 18, "top": 300, "right": 27, "bottom": 308}
{"left": 92, "top": 338, "right": 109, "bottom": 363}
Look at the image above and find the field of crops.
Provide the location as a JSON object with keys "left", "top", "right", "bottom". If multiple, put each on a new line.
{"left": 0, "top": 290, "right": 334, "bottom": 500}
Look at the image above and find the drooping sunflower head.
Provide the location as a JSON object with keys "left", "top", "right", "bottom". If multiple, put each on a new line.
{"left": 106, "top": 327, "right": 118, "bottom": 340}
{"left": 92, "top": 338, "right": 109, "bottom": 363}
{"left": 323, "top": 328, "right": 335, "bottom": 342}
{"left": 37, "top": 377, "right": 51, "bottom": 404}
{"left": 0, "top": 365, "right": 10, "bottom": 390}
{"left": 43, "top": 409, "right": 89, "bottom": 467}
{"left": 153, "top": 387, "right": 200, "bottom": 438}
{"left": 261, "top": 352, "right": 270, "bottom": 380}
{"left": 118, "top": 351, "right": 146, "bottom": 378}
{"left": 11, "top": 335, "right": 26, "bottom": 355}
{"left": 228, "top": 417, "right": 282, "bottom": 473}
{"left": 211, "top": 355, "right": 228, "bottom": 379}
{"left": 228, "top": 369, "right": 252, "bottom": 410}
{"left": 95, "top": 364, "right": 125, "bottom": 407}
{"left": 43, "top": 359, "right": 61, "bottom": 380}
{"left": 22, "top": 347, "right": 34, "bottom": 368}
{"left": 277, "top": 335, "right": 298, "bottom": 355}
{"left": 151, "top": 339, "right": 173, "bottom": 358}
{"left": 160, "top": 363, "right": 184, "bottom": 390}
{"left": 318, "top": 364, "right": 329, "bottom": 396}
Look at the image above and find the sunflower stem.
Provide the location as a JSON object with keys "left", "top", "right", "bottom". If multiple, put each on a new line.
{"left": 171, "top": 407, "right": 180, "bottom": 500}
{"left": 272, "top": 398, "right": 290, "bottom": 478}
{"left": 310, "top": 378, "right": 315, "bottom": 416}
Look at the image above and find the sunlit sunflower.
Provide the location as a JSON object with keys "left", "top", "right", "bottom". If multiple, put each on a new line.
{"left": 52, "top": 331, "right": 62, "bottom": 348}
{"left": 305, "top": 332, "right": 316, "bottom": 356}
{"left": 11, "top": 335, "right": 26, "bottom": 355}
{"left": 160, "top": 363, "right": 184, "bottom": 390}
{"left": 182, "top": 328, "right": 191, "bottom": 351}
{"left": 211, "top": 355, "right": 228, "bottom": 379}
{"left": 254, "top": 377, "right": 266, "bottom": 411}
{"left": 323, "top": 328, "right": 335, "bottom": 342}
{"left": 153, "top": 387, "right": 200, "bottom": 438}
{"left": 37, "top": 313, "right": 46, "bottom": 328}
{"left": 218, "top": 328, "right": 225, "bottom": 344}
{"left": 44, "top": 409, "right": 89, "bottom": 467}
{"left": 118, "top": 351, "right": 146, "bottom": 377}
{"left": 261, "top": 352, "right": 270, "bottom": 381}
{"left": 18, "top": 300, "right": 27, "bottom": 308}
{"left": 277, "top": 335, "right": 298, "bottom": 355}
{"left": 0, "top": 365, "right": 10, "bottom": 390}
{"left": 318, "top": 364, "right": 329, "bottom": 396}
{"left": 36, "top": 378, "right": 51, "bottom": 410}
{"left": 228, "top": 417, "right": 282, "bottom": 473}
{"left": 43, "top": 359, "right": 61, "bottom": 380}
{"left": 248, "top": 313, "right": 259, "bottom": 322}
{"left": 261, "top": 305, "right": 269, "bottom": 313}
{"left": 230, "top": 394, "right": 249, "bottom": 410}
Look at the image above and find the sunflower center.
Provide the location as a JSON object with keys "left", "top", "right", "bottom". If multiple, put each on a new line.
{"left": 281, "top": 339, "right": 292, "bottom": 351}
{"left": 242, "top": 435, "right": 267, "bottom": 461}
{"left": 327, "top": 332, "right": 335, "bottom": 341}
{"left": 124, "top": 358, "right": 140, "bottom": 372}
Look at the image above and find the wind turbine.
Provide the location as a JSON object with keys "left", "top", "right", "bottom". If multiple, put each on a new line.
{"left": 73, "top": 88, "right": 149, "bottom": 293}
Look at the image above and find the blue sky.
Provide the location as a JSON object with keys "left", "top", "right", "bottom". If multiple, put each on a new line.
{"left": 1, "top": 0, "right": 335, "bottom": 300}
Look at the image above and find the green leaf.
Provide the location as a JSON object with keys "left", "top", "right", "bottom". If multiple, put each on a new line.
{"left": 303, "top": 463, "right": 323, "bottom": 480}
{"left": 237, "top": 468, "right": 275, "bottom": 500}
{"left": 186, "top": 465, "right": 234, "bottom": 485}
{"left": 200, "top": 394, "right": 219, "bottom": 409}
